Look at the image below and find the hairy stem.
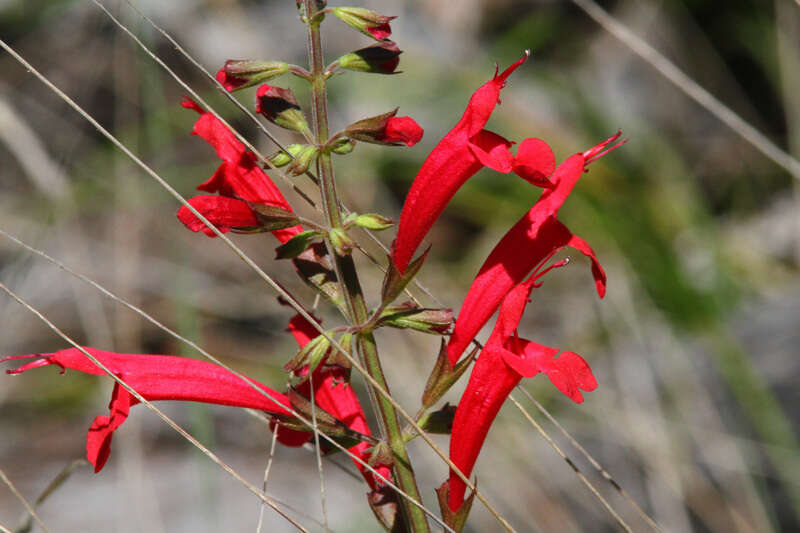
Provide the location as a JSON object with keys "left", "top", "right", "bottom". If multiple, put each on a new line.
{"left": 302, "top": 2, "right": 429, "bottom": 531}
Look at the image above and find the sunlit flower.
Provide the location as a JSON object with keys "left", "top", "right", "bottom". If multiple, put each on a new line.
{"left": 446, "top": 132, "right": 626, "bottom": 365}
{"left": 176, "top": 98, "right": 302, "bottom": 243}
{"left": 2, "top": 347, "right": 292, "bottom": 472}
{"left": 392, "top": 53, "right": 556, "bottom": 273}
{"left": 446, "top": 266, "right": 597, "bottom": 511}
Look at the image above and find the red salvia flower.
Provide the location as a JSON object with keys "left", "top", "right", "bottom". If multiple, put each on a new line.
{"left": 446, "top": 267, "right": 598, "bottom": 512}
{"left": 446, "top": 132, "right": 626, "bottom": 366}
{"left": 392, "top": 53, "right": 558, "bottom": 273}
{"left": 276, "top": 314, "right": 392, "bottom": 490}
{"left": 176, "top": 98, "right": 302, "bottom": 243}
{"left": 2, "top": 347, "right": 292, "bottom": 473}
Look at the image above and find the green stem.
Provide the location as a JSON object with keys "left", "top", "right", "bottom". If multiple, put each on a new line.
{"left": 302, "top": 2, "right": 429, "bottom": 532}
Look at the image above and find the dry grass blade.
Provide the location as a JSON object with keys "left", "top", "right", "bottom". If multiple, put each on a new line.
{"left": 517, "top": 387, "right": 664, "bottom": 532}
{"left": 0, "top": 467, "right": 50, "bottom": 533}
{"left": 0, "top": 229, "right": 455, "bottom": 533}
{"left": 113, "top": 0, "right": 425, "bottom": 308}
{"left": 0, "top": 21, "right": 510, "bottom": 533}
{"left": 14, "top": 459, "right": 89, "bottom": 533}
{"left": 307, "top": 369, "right": 331, "bottom": 532}
{"left": 0, "top": 282, "right": 311, "bottom": 533}
{"left": 256, "top": 428, "right": 281, "bottom": 533}
{"left": 570, "top": 0, "right": 800, "bottom": 181}
{"left": 507, "top": 394, "right": 634, "bottom": 533}
{"left": 91, "top": 0, "right": 318, "bottom": 209}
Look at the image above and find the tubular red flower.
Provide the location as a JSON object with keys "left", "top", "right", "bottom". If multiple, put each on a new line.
{"left": 2, "top": 347, "right": 292, "bottom": 473}
{"left": 445, "top": 134, "right": 626, "bottom": 366}
{"left": 177, "top": 98, "right": 302, "bottom": 243}
{"left": 447, "top": 276, "right": 597, "bottom": 512}
{"left": 176, "top": 195, "right": 261, "bottom": 236}
{"left": 278, "top": 314, "right": 392, "bottom": 490}
{"left": 393, "top": 53, "right": 558, "bottom": 273}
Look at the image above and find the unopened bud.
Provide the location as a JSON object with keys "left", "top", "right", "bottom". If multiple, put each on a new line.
{"left": 345, "top": 109, "right": 423, "bottom": 147}
{"left": 287, "top": 145, "right": 319, "bottom": 176}
{"left": 329, "top": 227, "right": 356, "bottom": 256}
{"left": 329, "top": 137, "right": 356, "bottom": 155}
{"left": 337, "top": 42, "right": 401, "bottom": 74}
{"left": 269, "top": 144, "right": 305, "bottom": 167}
{"left": 216, "top": 60, "right": 289, "bottom": 92}
{"left": 379, "top": 302, "right": 453, "bottom": 334}
{"left": 256, "top": 85, "right": 310, "bottom": 133}
{"left": 331, "top": 7, "right": 394, "bottom": 41}
{"left": 351, "top": 213, "right": 394, "bottom": 231}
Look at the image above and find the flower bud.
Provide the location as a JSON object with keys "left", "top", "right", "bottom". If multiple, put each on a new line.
{"left": 345, "top": 109, "right": 423, "bottom": 147}
{"left": 351, "top": 213, "right": 394, "bottom": 231}
{"left": 329, "top": 227, "right": 356, "bottom": 256}
{"left": 256, "top": 85, "right": 310, "bottom": 134}
{"left": 216, "top": 60, "right": 289, "bottom": 92}
{"left": 378, "top": 302, "right": 453, "bottom": 334}
{"left": 269, "top": 144, "right": 305, "bottom": 167}
{"left": 337, "top": 42, "right": 401, "bottom": 74}
{"left": 330, "top": 137, "right": 356, "bottom": 155}
{"left": 332, "top": 7, "right": 394, "bottom": 41}
{"left": 286, "top": 144, "right": 319, "bottom": 176}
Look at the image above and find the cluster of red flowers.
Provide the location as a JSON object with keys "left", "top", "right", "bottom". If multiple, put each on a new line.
{"left": 3, "top": 28, "right": 624, "bottom": 527}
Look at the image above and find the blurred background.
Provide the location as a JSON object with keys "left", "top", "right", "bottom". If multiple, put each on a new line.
{"left": 1, "top": 0, "right": 799, "bottom": 531}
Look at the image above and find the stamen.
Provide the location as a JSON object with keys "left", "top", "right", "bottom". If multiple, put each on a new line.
{"left": 582, "top": 130, "right": 628, "bottom": 166}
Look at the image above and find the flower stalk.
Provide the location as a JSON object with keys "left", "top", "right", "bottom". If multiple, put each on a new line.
{"left": 302, "top": 1, "right": 429, "bottom": 531}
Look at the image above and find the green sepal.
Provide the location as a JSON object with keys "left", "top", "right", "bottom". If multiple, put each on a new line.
{"left": 421, "top": 339, "right": 478, "bottom": 409}
{"left": 269, "top": 144, "right": 305, "bottom": 167}
{"left": 329, "top": 137, "right": 356, "bottom": 155}
{"left": 380, "top": 246, "right": 429, "bottom": 306}
{"left": 329, "top": 227, "right": 356, "bottom": 256}
{"left": 416, "top": 403, "right": 456, "bottom": 435}
{"left": 435, "top": 480, "right": 476, "bottom": 533}
{"left": 287, "top": 145, "right": 319, "bottom": 176}
{"left": 284, "top": 334, "right": 330, "bottom": 375}
{"left": 293, "top": 243, "right": 345, "bottom": 312}
{"left": 275, "top": 230, "right": 324, "bottom": 260}
{"left": 377, "top": 302, "right": 453, "bottom": 334}
{"left": 353, "top": 213, "right": 394, "bottom": 231}
{"left": 279, "top": 388, "right": 368, "bottom": 450}
{"left": 247, "top": 203, "right": 301, "bottom": 231}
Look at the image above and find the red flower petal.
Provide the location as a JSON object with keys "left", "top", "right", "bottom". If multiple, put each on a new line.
{"left": 287, "top": 313, "right": 321, "bottom": 348}
{"left": 513, "top": 138, "right": 556, "bottom": 188}
{"left": 3, "top": 347, "right": 292, "bottom": 472}
{"left": 367, "top": 22, "right": 392, "bottom": 40}
{"left": 176, "top": 195, "right": 260, "bottom": 237}
{"left": 383, "top": 116, "right": 423, "bottom": 147}
{"left": 216, "top": 68, "right": 246, "bottom": 92}
{"left": 446, "top": 154, "right": 607, "bottom": 365}
{"left": 393, "top": 55, "right": 529, "bottom": 273}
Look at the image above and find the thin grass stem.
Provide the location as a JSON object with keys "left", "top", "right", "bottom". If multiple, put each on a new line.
{"left": 507, "top": 393, "right": 634, "bottom": 533}
{"left": 571, "top": 0, "right": 800, "bottom": 181}
{"left": 0, "top": 228, "right": 454, "bottom": 533}
{"left": 0, "top": 282, "right": 311, "bottom": 533}
{"left": 0, "top": 467, "right": 50, "bottom": 533}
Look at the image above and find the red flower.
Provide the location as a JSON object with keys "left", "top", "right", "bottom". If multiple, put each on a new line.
{"left": 392, "top": 53, "right": 556, "bottom": 274}
{"left": 383, "top": 116, "right": 424, "bottom": 147}
{"left": 2, "top": 347, "right": 292, "bottom": 473}
{"left": 276, "top": 314, "right": 392, "bottom": 490}
{"left": 447, "top": 268, "right": 598, "bottom": 512}
{"left": 177, "top": 98, "right": 302, "bottom": 243}
{"left": 446, "top": 132, "right": 626, "bottom": 366}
